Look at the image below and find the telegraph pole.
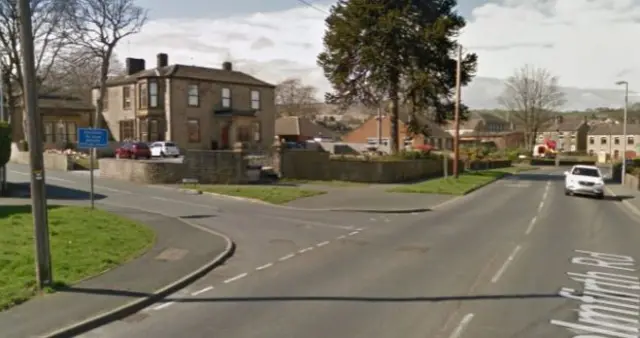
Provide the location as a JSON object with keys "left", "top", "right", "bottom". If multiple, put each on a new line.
{"left": 453, "top": 45, "right": 462, "bottom": 178}
{"left": 0, "top": 60, "right": 6, "bottom": 193}
{"left": 18, "top": 0, "right": 52, "bottom": 288}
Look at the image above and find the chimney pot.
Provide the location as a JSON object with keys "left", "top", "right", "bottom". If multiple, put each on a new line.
{"left": 157, "top": 53, "right": 168, "bottom": 68}
{"left": 222, "top": 61, "right": 232, "bottom": 71}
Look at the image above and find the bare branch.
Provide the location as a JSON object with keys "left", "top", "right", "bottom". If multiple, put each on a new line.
{"left": 275, "top": 78, "right": 320, "bottom": 117}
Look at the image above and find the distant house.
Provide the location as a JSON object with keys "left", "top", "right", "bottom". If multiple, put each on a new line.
{"left": 343, "top": 112, "right": 452, "bottom": 150}
{"left": 587, "top": 123, "right": 640, "bottom": 160}
{"left": 444, "top": 112, "right": 523, "bottom": 149}
{"left": 275, "top": 116, "right": 340, "bottom": 142}
{"left": 537, "top": 116, "right": 590, "bottom": 152}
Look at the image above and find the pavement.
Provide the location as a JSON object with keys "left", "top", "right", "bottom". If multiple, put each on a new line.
{"left": 42, "top": 165, "right": 638, "bottom": 338}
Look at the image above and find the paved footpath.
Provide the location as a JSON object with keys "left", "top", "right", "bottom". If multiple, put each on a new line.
{"left": 0, "top": 194, "right": 230, "bottom": 338}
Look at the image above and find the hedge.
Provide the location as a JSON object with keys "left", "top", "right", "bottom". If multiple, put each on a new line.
{"left": 0, "top": 121, "right": 10, "bottom": 167}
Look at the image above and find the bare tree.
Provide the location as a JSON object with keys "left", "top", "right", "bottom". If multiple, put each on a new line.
{"left": 66, "top": 0, "right": 147, "bottom": 127}
{"left": 275, "top": 78, "right": 320, "bottom": 117}
{"left": 44, "top": 47, "right": 124, "bottom": 101}
{"left": 0, "top": 0, "right": 70, "bottom": 139}
{"left": 497, "top": 65, "right": 566, "bottom": 149}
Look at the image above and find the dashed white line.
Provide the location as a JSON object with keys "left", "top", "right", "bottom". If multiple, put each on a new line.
{"left": 525, "top": 217, "right": 537, "bottom": 235}
{"left": 538, "top": 201, "right": 544, "bottom": 211}
{"left": 256, "top": 263, "right": 273, "bottom": 271}
{"left": 299, "top": 247, "right": 314, "bottom": 253}
{"left": 337, "top": 235, "right": 346, "bottom": 239}
{"left": 348, "top": 231, "right": 360, "bottom": 236}
{"left": 278, "top": 253, "right": 295, "bottom": 261}
{"left": 448, "top": 313, "right": 475, "bottom": 338}
{"left": 47, "top": 176, "right": 74, "bottom": 183}
{"left": 491, "top": 245, "right": 522, "bottom": 283}
{"left": 191, "top": 286, "right": 213, "bottom": 296}
{"left": 224, "top": 273, "right": 248, "bottom": 283}
{"left": 316, "top": 241, "right": 330, "bottom": 247}
{"left": 152, "top": 301, "right": 175, "bottom": 310}
{"left": 95, "top": 185, "right": 132, "bottom": 194}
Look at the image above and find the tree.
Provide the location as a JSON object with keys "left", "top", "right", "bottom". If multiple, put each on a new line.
{"left": 318, "top": 0, "right": 477, "bottom": 154}
{"left": 0, "top": 0, "right": 70, "bottom": 139}
{"left": 44, "top": 47, "right": 124, "bottom": 100}
{"left": 65, "top": 0, "right": 147, "bottom": 128}
{"left": 497, "top": 65, "right": 566, "bottom": 149}
{"left": 275, "top": 78, "right": 320, "bottom": 117}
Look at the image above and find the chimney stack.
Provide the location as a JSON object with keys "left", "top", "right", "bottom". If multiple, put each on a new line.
{"left": 222, "top": 61, "right": 232, "bottom": 71}
{"left": 125, "top": 58, "right": 146, "bottom": 75}
{"left": 157, "top": 53, "right": 168, "bottom": 68}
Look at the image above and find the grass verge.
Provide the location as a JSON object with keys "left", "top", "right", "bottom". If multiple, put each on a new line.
{"left": 278, "top": 179, "right": 367, "bottom": 187}
{"left": 185, "top": 184, "right": 326, "bottom": 204}
{"left": 72, "top": 157, "right": 99, "bottom": 170}
{"left": 388, "top": 166, "right": 536, "bottom": 195}
{"left": 0, "top": 205, "right": 155, "bottom": 311}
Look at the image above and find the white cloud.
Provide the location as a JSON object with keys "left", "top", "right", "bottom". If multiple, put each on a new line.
{"left": 116, "top": 0, "right": 640, "bottom": 109}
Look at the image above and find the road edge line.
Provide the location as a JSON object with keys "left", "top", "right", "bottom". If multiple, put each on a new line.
{"left": 40, "top": 204, "right": 236, "bottom": 338}
{"left": 605, "top": 186, "right": 640, "bottom": 217}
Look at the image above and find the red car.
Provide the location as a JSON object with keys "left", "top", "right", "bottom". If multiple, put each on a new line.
{"left": 115, "top": 142, "right": 151, "bottom": 159}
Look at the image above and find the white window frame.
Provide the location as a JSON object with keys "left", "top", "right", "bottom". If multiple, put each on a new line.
{"left": 367, "top": 137, "right": 389, "bottom": 146}
{"left": 188, "top": 84, "right": 199, "bottom": 107}
{"left": 222, "top": 88, "right": 231, "bottom": 108}
{"left": 251, "top": 90, "right": 260, "bottom": 109}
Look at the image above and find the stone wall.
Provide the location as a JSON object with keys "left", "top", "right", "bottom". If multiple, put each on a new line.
{"left": 9, "top": 145, "right": 73, "bottom": 171}
{"left": 623, "top": 173, "right": 640, "bottom": 190}
{"left": 99, "top": 148, "right": 248, "bottom": 184}
{"left": 279, "top": 149, "right": 464, "bottom": 183}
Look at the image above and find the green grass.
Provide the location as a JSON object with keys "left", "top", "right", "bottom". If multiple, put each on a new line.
{"left": 388, "top": 166, "right": 536, "bottom": 195}
{"left": 185, "top": 185, "right": 326, "bottom": 204}
{"left": 72, "top": 157, "right": 99, "bottom": 170}
{"left": 0, "top": 205, "right": 155, "bottom": 311}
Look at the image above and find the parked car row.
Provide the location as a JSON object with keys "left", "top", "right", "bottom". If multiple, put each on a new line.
{"left": 115, "top": 141, "right": 181, "bottom": 160}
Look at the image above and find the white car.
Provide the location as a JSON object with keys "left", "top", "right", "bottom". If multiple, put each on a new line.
{"left": 564, "top": 165, "right": 605, "bottom": 199}
{"left": 150, "top": 141, "right": 180, "bottom": 158}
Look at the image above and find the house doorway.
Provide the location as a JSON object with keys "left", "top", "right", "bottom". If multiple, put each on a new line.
{"left": 221, "top": 124, "right": 230, "bottom": 149}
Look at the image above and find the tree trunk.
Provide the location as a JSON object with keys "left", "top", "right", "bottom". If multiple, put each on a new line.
{"left": 389, "top": 75, "right": 400, "bottom": 155}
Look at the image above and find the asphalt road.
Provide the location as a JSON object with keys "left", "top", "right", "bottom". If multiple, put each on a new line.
{"left": 10, "top": 165, "right": 640, "bottom": 337}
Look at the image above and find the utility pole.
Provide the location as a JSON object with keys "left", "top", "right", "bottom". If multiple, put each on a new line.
{"left": 377, "top": 105, "right": 382, "bottom": 146}
{"left": 453, "top": 45, "right": 462, "bottom": 178}
{"left": 0, "top": 60, "right": 6, "bottom": 193}
{"left": 18, "top": 0, "right": 52, "bottom": 288}
{"left": 616, "top": 80, "right": 629, "bottom": 185}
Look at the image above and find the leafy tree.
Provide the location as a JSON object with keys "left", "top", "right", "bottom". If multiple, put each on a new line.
{"left": 318, "top": 0, "right": 477, "bottom": 153}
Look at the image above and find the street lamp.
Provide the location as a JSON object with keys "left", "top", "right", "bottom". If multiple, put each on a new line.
{"left": 616, "top": 80, "right": 629, "bottom": 185}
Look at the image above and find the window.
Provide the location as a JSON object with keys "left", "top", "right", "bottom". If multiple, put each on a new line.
{"left": 589, "top": 137, "right": 594, "bottom": 145}
{"left": 188, "top": 84, "right": 199, "bottom": 107}
{"left": 222, "top": 88, "right": 231, "bottom": 108}
{"left": 139, "top": 119, "right": 148, "bottom": 141}
{"left": 119, "top": 120, "right": 135, "bottom": 140}
{"left": 67, "top": 122, "right": 77, "bottom": 142}
{"left": 600, "top": 137, "right": 607, "bottom": 145}
{"left": 367, "top": 137, "right": 389, "bottom": 145}
{"left": 123, "top": 86, "right": 131, "bottom": 110}
{"left": 139, "top": 82, "right": 148, "bottom": 109}
{"left": 251, "top": 90, "right": 260, "bottom": 109}
{"left": 614, "top": 137, "right": 620, "bottom": 145}
{"left": 150, "top": 119, "right": 159, "bottom": 141}
{"left": 237, "top": 125, "right": 251, "bottom": 142}
{"left": 252, "top": 122, "right": 261, "bottom": 142}
{"left": 187, "top": 119, "right": 200, "bottom": 142}
{"left": 56, "top": 121, "right": 67, "bottom": 142}
{"left": 149, "top": 80, "right": 158, "bottom": 108}
{"left": 628, "top": 136, "right": 635, "bottom": 145}
{"left": 44, "top": 122, "right": 54, "bottom": 143}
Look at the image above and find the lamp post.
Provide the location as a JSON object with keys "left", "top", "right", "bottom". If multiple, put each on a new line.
{"left": 616, "top": 80, "right": 628, "bottom": 185}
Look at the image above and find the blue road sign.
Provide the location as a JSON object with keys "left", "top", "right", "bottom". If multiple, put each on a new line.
{"left": 77, "top": 128, "right": 108, "bottom": 148}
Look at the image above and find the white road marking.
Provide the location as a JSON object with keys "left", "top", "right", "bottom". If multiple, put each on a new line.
{"left": 299, "top": 247, "right": 314, "bottom": 253}
{"left": 47, "top": 176, "right": 74, "bottom": 183}
{"left": 356, "top": 228, "right": 364, "bottom": 231}
{"left": 224, "top": 273, "right": 248, "bottom": 283}
{"left": 152, "top": 302, "right": 175, "bottom": 310}
{"left": 337, "top": 235, "right": 346, "bottom": 239}
{"left": 370, "top": 218, "right": 377, "bottom": 222}
{"left": 316, "top": 241, "right": 329, "bottom": 247}
{"left": 525, "top": 217, "right": 537, "bottom": 235}
{"left": 9, "top": 170, "right": 28, "bottom": 176}
{"left": 491, "top": 245, "right": 522, "bottom": 283}
{"left": 95, "top": 185, "right": 132, "bottom": 194}
{"left": 191, "top": 286, "right": 213, "bottom": 296}
{"left": 538, "top": 201, "right": 544, "bottom": 211}
{"left": 265, "top": 215, "right": 355, "bottom": 230}
{"left": 256, "top": 263, "right": 273, "bottom": 270}
{"left": 348, "top": 231, "right": 360, "bottom": 236}
{"left": 542, "top": 191, "right": 548, "bottom": 200}
{"left": 278, "top": 253, "right": 295, "bottom": 261}
{"left": 448, "top": 313, "right": 475, "bottom": 338}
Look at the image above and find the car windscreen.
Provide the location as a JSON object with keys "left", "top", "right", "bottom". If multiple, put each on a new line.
{"left": 134, "top": 143, "right": 149, "bottom": 149}
{"left": 164, "top": 142, "right": 176, "bottom": 147}
{"left": 572, "top": 168, "right": 600, "bottom": 177}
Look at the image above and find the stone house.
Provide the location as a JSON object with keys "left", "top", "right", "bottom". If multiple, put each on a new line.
{"left": 587, "top": 123, "right": 640, "bottom": 160}
{"left": 443, "top": 112, "right": 522, "bottom": 149}
{"left": 343, "top": 112, "right": 453, "bottom": 150}
{"left": 536, "top": 116, "right": 590, "bottom": 152}
{"left": 10, "top": 94, "right": 93, "bottom": 147}
{"left": 92, "top": 53, "right": 276, "bottom": 150}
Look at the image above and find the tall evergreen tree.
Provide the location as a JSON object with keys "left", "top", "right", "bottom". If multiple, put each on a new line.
{"left": 318, "top": 0, "right": 477, "bottom": 153}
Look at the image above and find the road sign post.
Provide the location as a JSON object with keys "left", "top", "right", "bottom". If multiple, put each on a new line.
{"left": 78, "top": 128, "right": 108, "bottom": 209}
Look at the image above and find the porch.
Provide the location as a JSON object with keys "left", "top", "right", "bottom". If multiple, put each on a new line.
{"left": 210, "top": 109, "right": 262, "bottom": 150}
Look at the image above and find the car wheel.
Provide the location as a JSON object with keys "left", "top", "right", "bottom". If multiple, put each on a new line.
{"left": 564, "top": 189, "right": 571, "bottom": 196}
{"left": 174, "top": 155, "right": 179, "bottom": 158}
{"left": 596, "top": 193, "right": 604, "bottom": 199}
{"left": 160, "top": 152, "right": 166, "bottom": 158}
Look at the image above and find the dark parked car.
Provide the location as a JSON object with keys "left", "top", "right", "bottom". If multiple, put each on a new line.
{"left": 115, "top": 142, "right": 151, "bottom": 159}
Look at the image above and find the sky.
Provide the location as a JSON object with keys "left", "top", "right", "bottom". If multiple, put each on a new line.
{"left": 118, "top": 0, "right": 640, "bottom": 108}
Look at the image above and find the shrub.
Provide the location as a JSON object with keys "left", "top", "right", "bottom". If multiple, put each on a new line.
{"left": 0, "top": 121, "right": 10, "bottom": 167}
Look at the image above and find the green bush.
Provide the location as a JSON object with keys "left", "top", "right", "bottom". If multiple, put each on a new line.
{"left": 0, "top": 121, "right": 11, "bottom": 167}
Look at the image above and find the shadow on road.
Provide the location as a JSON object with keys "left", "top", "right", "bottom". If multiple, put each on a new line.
{"left": 58, "top": 286, "right": 563, "bottom": 303}
{"left": 3, "top": 182, "right": 107, "bottom": 200}
{"left": 570, "top": 194, "right": 634, "bottom": 202}
{"left": 179, "top": 214, "right": 217, "bottom": 219}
